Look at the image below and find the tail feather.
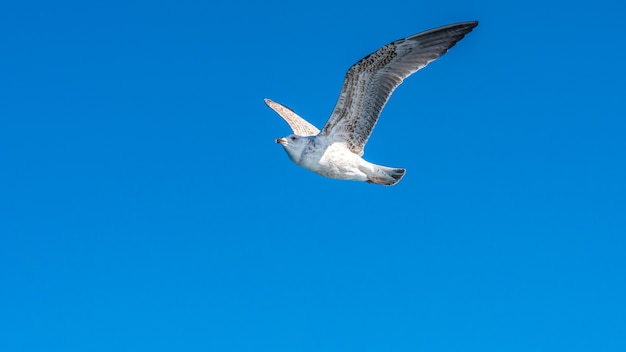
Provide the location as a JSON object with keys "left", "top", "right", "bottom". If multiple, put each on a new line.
{"left": 366, "top": 166, "right": 406, "bottom": 186}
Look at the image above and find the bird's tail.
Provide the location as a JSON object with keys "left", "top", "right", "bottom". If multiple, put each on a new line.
{"left": 365, "top": 165, "right": 406, "bottom": 186}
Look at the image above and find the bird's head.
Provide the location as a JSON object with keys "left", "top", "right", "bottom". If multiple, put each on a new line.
{"left": 275, "top": 134, "right": 308, "bottom": 162}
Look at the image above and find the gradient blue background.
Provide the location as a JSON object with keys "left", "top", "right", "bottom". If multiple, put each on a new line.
{"left": 1, "top": 0, "right": 625, "bottom": 351}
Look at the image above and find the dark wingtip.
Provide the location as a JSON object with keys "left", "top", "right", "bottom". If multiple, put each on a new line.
{"left": 455, "top": 21, "right": 479, "bottom": 31}
{"left": 456, "top": 20, "right": 478, "bottom": 27}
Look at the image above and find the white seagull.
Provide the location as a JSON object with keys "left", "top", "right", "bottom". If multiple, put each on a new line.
{"left": 267, "top": 21, "right": 478, "bottom": 186}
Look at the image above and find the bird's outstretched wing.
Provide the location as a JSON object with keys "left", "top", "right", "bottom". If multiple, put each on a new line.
{"left": 321, "top": 21, "right": 478, "bottom": 156}
{"left": 265, "top": 98, "right": 320, "bottom": 136}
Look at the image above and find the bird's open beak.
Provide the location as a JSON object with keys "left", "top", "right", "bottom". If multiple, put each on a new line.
{"left": 275, "top": 137, "right": 287, "bottom": 145}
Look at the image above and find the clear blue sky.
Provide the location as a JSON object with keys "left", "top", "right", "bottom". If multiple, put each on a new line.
{"left": 1, "top": 0, "right": 625, "bottom": 351}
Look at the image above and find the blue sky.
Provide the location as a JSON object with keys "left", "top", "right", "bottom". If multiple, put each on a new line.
{"left": 1, "top": 0, "right": 625, "bottom": 351}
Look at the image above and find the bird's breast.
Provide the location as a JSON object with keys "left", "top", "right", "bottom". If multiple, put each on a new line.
{"left": 300, "top": 140, "right": 361, "bottom": 178}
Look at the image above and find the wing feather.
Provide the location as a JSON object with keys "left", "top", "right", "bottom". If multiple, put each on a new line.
{"left": 320, "top": 21, "right": 478, "bottom": 155}
{"left": 265, "top": 99, "right": 320, "bottom": 136}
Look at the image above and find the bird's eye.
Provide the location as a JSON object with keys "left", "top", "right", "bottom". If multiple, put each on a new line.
{"left": 290, "top": 136, "right": 296, "bottom": 141}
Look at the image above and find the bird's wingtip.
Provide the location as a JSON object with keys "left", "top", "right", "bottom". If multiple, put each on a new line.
{"left": 456, "top": 20, "right": 479, "bottom": 29}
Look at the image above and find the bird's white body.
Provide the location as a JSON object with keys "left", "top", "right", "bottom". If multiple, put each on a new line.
{"left": 277, "top": 135, "right": 404, "bottom": 185}
{"left": 267, "top": 22, "right": 478, "bottom": 186}
{"left": 300, "top": 138, "right": 368, "bottom": 181}
{"left": 315, "top": 141, "right": 368, "bottom": 181}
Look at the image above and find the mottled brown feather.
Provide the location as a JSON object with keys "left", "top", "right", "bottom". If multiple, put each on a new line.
{"left": 265, "top": 98, "right": 320, "bottom": 136}
{"left": 321, "top": 21, "right": 478, "bottom": 156}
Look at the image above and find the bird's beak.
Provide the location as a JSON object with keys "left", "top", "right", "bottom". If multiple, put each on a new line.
{"left": 276, "top": 137, "right": 287, "bottom": 145}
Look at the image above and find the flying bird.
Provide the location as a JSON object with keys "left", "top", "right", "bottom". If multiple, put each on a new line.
{"left": 266, "top": 21, "right": 478, "bottom": 186}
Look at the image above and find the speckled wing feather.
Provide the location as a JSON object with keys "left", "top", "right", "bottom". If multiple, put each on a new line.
{"left": 265, "top": 98, "right": 320, "bottom": 136}
{"left": 321, "top": 21, "right": 478, "bottom": 156}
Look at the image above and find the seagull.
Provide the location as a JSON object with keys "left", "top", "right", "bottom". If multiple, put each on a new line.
{"left": 266, "top": 21, "right": 478, "bottom": 186}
